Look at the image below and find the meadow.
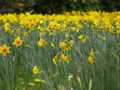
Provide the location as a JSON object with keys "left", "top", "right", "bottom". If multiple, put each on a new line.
{"left": 0, "top": 11, "right": 120, "bottom": 90}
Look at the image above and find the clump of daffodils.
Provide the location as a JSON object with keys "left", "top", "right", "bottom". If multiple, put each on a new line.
{"left": 3, "top": 23, "right": 11, "bottom": 33}
{"left": 48, "top": 21, "right": 61, "bottom": 30}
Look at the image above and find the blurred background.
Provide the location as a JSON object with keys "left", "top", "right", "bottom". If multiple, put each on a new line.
{"left": 0, "top": 0, "right": 120, "bottom": 13}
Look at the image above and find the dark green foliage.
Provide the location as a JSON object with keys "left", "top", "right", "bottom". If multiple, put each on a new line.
{"left": 0, "top": 0, "right": 120, "bottom": 13}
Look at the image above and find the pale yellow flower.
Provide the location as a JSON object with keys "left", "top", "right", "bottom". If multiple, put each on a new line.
{"left": 78, "top": 35, "right": 88, "bottom": 43}
{"left": 38, "top": 39, "right": 47, "bottom": 47}
{"left": 52, "top": 54, "right": 59, "bottom": 64}
{"left": 32, "top": 66, "right": 41, "bottom": 75}
{"left": 88, "top": 49, "right": 95, "bottom": 64}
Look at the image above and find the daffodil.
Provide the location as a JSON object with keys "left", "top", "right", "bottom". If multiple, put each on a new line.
{"left": 59, "top": 41, "right": 66, "bottom": 49}
{"left": 38, "top": 38, "right": 47, "bottom": 47}
{"left": 32, "top": 66, "right": 41, "bottom": 75}
{"left": 88, "top": 49, "right": 95, "bottom": 64}
{"left": 60, "top": 53, "right": 71, "bottom": 62}
{"left": 78, "top": 35, "right": 88, "bottom": 43}
{"left": 0, "top": 44, "right": 10, "bottom": 56}
{"left": 13, "top": 36, "right": 23, "bottom": 47}
{"left": 52, "top": 54, "right": 59, "bottom": 64}
{"left": 59, "top": 41, "right": 71, "bottom": 51}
